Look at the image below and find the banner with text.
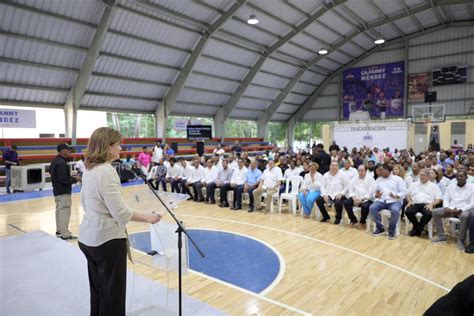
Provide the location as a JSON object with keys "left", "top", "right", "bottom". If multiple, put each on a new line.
{"left": 174, "top": 119, "right": 203, "bottom": 131}
{"left": 342, "top": 61, "right": 404, "bottom": 119}
{"left": 0, "top": 108, "right": 36, "bottom": 128}
{"left": 333, "top": 122, "right": 408, "bottom": 150}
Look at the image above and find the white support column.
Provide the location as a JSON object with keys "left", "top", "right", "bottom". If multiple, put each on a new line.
{"left": 64, "top": 103, "right": 77, "bottom": 144}
{"left": 257, "top": 116, "right": 268, "bottom": 139}
{"left": 155, "top": 103, "right": 167, "bottom": 139}
{"left": 287, "top": 117, "right": 296, "bottom": 149}
{"left": 214, "top": 108, "right": 226, "bottom": 140}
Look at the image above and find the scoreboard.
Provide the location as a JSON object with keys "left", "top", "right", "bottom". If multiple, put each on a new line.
{"left": 432, "top": 65, "right": 467, "bottom": 86}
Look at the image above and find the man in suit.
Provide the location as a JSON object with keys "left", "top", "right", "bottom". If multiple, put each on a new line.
{"left": 312, "top": 143, "right": 331, "bottom": 174}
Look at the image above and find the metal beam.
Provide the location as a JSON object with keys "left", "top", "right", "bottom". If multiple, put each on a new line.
{"left": 162, "top": 0, "right": 246, "bottom": 116}
{"left": 217, "top": 0, "right": 346, "bottom": 121}
{"left": 289, "top": 21, "right": 470, "bottom": 124}
{"left": 263, "top": 0, "right": 472, "bottom": 122}
{"left": 64, "top": 0, "right": 115, "bottom": 142}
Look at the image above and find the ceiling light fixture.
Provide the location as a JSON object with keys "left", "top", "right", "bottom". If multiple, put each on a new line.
{"left": 247, "top": 14, "right": 259, "bottom": 25}
{"left": 318, "top": 48, "right": 328, "bottom": 55}
{"left": 374, "top": 38, "right": 385, "bottom": 45}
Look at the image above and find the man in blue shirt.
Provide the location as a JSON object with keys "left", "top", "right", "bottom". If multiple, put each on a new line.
{"left": 2, "top": 145, "right": 19, "bottom": 194}
{"left": 244, "top": 160, "right": 262, "bottom": 212}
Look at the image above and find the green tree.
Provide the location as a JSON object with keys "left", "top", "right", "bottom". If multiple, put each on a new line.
{"left": 266, "top": 122, "right": 287, "bottom": 146}
{"left": 106, "top": 112, "right": 155, "bottom": 137}
{"left": 225, "top": 119, "right": 257, "bottom": 138}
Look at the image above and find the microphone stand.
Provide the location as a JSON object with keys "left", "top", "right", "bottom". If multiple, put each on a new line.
{"left": 135, "top": 172, "right": 205, "bottom": 316}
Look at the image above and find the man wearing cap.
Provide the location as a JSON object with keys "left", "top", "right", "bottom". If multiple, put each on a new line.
{"left": 2, "top": 144, "right": 19, "bottom": 194}
{"left": 50, "top": 143, "right": 81, "bottom": 240}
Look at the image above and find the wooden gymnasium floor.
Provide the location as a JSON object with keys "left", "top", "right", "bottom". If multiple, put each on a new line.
{"left": 2, "top": 185, "right": 474, "bottom": 316}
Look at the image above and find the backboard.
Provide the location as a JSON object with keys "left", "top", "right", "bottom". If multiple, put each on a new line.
{"left": 411, "top": 104, "right": 445, "bottom": 124}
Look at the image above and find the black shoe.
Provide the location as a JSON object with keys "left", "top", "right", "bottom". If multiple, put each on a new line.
{"left": 334, "top": 219, "right": 341, "bottom": 225}
{"left": 233, "top": 207, "right": 242, "bottom": 211}
{"left": 372, "top": 228, "right": 385, "bottom": 237}
{"left": 321, "top": 217, "right": 330, "bottom": 223}
{"left": 408, "top": 229, "right": 418, "bottom": 237}
{"left": 220, "top": 203, "right": 229, "bottom": 208}
{"left": 55, "top": 232, "right": 60, "bottom": 236}
{"left": 465, "top": 244, "right": 474, "bottom": 254}
{"left": 248, "top": 207, "right": 254, "bottom": 213}
{"left": 60, "top": 235, "right": 77, "bottom": 241}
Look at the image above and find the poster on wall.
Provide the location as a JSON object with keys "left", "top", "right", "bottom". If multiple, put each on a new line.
{"left": 174, "top": 119, "right": 203, "bottom": 131}
{"left": 342, "top": 61, "right": 404, "bottom": 119}
{"left": 408, "top": 72, "right": 429, "bottom": 100}
{"left": 0, "top": 108, "right": 36, "bottom": 128}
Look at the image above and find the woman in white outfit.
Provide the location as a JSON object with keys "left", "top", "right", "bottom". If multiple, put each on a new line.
{"left": 78, "top": 127, "right": 161, "bottom": 316}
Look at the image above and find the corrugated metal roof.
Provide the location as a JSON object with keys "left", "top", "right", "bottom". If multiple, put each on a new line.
{"left": 148, "top": 0, "right": 221, "bottom": 25}
{"left": 193, "top": 56, "right": 250, "bottom": 81}
{"left": 285, "top": 0, "right": 322, "bottom": 15}
{"left": 260, "top": 58, "right": 300, "bottom": 78}
{"left": 236, "top": 98, "right": 271, "bottom": 111}
{"left": 220, "top": 19, "right": 276, "bottom": 47}
{"left": 271, "top": 113, "right": 291, "bottom": 121}
{"left": 252, "top": 72, "right": 289, "bottom": 89}
{"left": 319, "top": 11, "right": 354, "bottom": 37}
{"left": 203, "top": 39, "right": 259, "bottom": 67}
{"left": 87, "top": 76, "right": 168, "bottom": 99}
{"left": 178, "top": 89, "right": 229, "bottom": 106}
{"left": 343, "top": 1, "right": 380, "bottom": 23}
{"left": 229, "top": 108, "right": 261, "bottom": 119}
{"left": 375, "top": 0, "right": 404, "bottom": 16}
{"left": 174, "top": 103, "right": 219, "bottom": 116}
{"left": 0, "top": 86, "right": 67, "bottom": 104}
{"left": 293, "top": 82, "right": 318, "bottom": 95}
{"left": 0, "top": 64, "right": 76, "bottom": 88}
{"left": 277, "top": 43, "right": 316, "bottom": 62}
{"left": 234, "top": 6, "right": 292, "bottom": 38}
{"left": 244, "top": 85, "right": 280, "bottom": 100}
{"left": 251, "top": 0, "right": 307, "bottom": 26}
{"left": 304, "top": 22, "right": 341, "bottom": 45}
{"left": 81, "top": 94, "right": 157, "bottom": 111}
{"left": 186, "top": 73, "right": 238, "bottom": 94}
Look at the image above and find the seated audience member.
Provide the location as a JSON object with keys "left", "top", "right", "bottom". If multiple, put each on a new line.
{"left": 231, "top": 140, "right": 242, "bottom": 153}
{"left": 213, "top": 143, "right": 225, "bottom": 156}
{"left": 187, "top": 159, "right": 205, "bottom": 202}
{"left": 148, "top": 159, "right": 167, "bottom": 191}
{"left": 343, "top": 165, "right": 375, "bottom": 229}
{"left": 432, "top": 171, "right": 474, "bottom": 251}
{"left": 281, "top": 160, "right": 301, "bottom": 194}
{"left": 370, "top": 164, "right": 407, "bottom": 240}
{"left": 202, "top": 159, "right": 219, "bottom": 204}
{"left": 367, "top": 160, "right": 376, "bottom": 178}
{"left": 299, "top": 161, "right": 310, "bottom": 177}
{"left": 392, "top": 164, "right": 405, "bottom": 180}
{"left": 179, "top": 160, "right": 193, "bottom": 197}
{"left": 405, "top": 169, "right": 442, "bottom": 237}
{"left": 244, "top": 160, "right": 262, "bottom": 212}
{"left": 137, "top": 146, "right": 152, "bottom": 175}
{"left": 436, "top": 166, "right": 451, "bottom": 190}
{"left": 468, "top": 165, "right": 474, "bottom": 184}
{"left": 253, "top": 160, "right": 283, "bottom": 213}
{"left": 444, "top": 163, "right": 456, "bottom": 180}
{"left": 299, "top": 163, "right": 323, "bottom": 218}
{"left": 164, "top": 144, "right": 174, "bottom": 158}
{"left": 316, "top": 161, "right": 348, "bottom": 224}
{"left": 229, "top": 159, "right": 247, "bottom": 210}
{"left": 429, "top": 168, "right": 446, "bottom": 196}
{"left": 165, "top": 158, "right": 182, "bottom": 193}
{"left": 228, "top": 155, "right": 239, "bottom": 171}
{"left": 404, "top": 162, "right": 420, "bottom": 188}
{"left": 465, "top": 213, "right": 474, "bottom": 253}
{"left": 215, "top": 159, "right": 233, "bottom": 207}
{"left": 339, "top": 159, "right": 358, "bottom": 181}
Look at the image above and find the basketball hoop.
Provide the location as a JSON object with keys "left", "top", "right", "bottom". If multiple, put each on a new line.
{"left": 423, "top": 117, "right": 432, "bottom": 127}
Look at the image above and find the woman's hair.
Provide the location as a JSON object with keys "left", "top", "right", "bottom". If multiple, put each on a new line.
{"left": 85, "top": 127, "right": 122, "bottom": 170}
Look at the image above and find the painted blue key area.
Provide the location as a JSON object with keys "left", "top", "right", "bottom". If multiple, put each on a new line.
{"left": 129, "top": 229, "right": 281, "bottom": 294}
{"left": 0, "top": 180, "right": 144, "bottom": 203}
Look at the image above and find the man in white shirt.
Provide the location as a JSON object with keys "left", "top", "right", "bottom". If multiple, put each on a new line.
{"left": 432, "top": 171, "right": 474, "bottom": 250}
{"left": 165, "top": 158, "right": 182, "bottom": 193}
{"left": 179, "top": 159, "right": 193, "bottom": 197}
{"left": 404, "top": 162, "right": 420, "bottom": 189}
{"left": 280, "top": 160, "right": 301, "bottom": 194}
{"left": 230, "top": 159, "right": 248, "bottom": 210}
{"left": 74, "top": 155, "right": 86, "bottom": 175}
{"left": 253, "top": 160, "right": 282, "bottom": 213}
{"left": 339, "top": 159, "right": 358, "bottom": 182}
{"left": 216, "top": 159, "right": 233, "bottom": 208}
{"left": 202, "top": 158, "right": 219, "bottom": 204}
{"left": 152, "top": 140, "right": 163, "bottom": 165}
{"left": 186, "top": 159, "right": 205, "bottom": 202}
{"left": 343, "top": 165, "right": 375, "bottom": 229}
{"left": 213, "top": 143, "right": 226, "bottom": 156}
{"left": 370, "top": 164, "right": 407, "bottom": 240}
{"left": 405, "top": 169, "right": 443, "bottom": 237}
{"left": 316, "top": 161, "right": 348, "bottom": 224}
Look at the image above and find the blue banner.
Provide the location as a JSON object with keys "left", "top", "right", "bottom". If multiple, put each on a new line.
{"left": 342, "top": 61, "right": 404, "bottom": 119}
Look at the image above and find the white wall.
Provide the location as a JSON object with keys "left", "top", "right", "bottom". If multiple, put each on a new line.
{"left": 302, "top": 25, "right": 474, "bottom": 121}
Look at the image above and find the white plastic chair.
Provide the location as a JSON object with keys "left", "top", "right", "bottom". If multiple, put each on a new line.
{"left": 261, "top": 191, "right": 279, "bottom": 213}
{"left": 370, "top": 209, "right": 400, "bottom": 235}
{"left": 404, "top": 212, "right": 433, "bottom": 239}
{"left": 279, "top": 176, "right": 304, "bottom": 214}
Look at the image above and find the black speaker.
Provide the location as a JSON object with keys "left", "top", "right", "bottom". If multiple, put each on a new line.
{"left": 170, "top": 142, "right": 178, "bottom": 154}
{"left": 196, "top": 141, "right": 205, "bottom": 157}
{"left": 424, "top": 91, "right": 437, "bottom": 103}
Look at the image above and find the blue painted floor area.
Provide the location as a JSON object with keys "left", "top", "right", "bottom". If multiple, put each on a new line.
{"left": 0, "top": 180, "right": 144, "bottom": 203}
{"left": 129, "top": 229, "right": 281, "bottom": 294}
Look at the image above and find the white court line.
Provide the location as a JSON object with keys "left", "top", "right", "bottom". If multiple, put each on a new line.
{"left": 182, "top": 214, "right": 452, "bottom": 293}
{"left": 190, "top": 227, "right": 286, "bottom": 296}
{"left": 189, "top": 270, "right": 311, "bottom": 316}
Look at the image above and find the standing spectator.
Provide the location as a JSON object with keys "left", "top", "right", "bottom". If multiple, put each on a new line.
{"left": 74, "top": 155, "right": 86, "bottom": 176}
{"left": 165, "top": 158, "right": 182, "bottom": 193}
{"left": 311, "top": 143, "right": 331, "bottom": 174}
{"left": 244, "top": 160, "right": 262, "bottom": 212}
{"left": 164, "top": 144, "right": 175, "bottom": 158}
{"left": 370, "top": 164, "right": 407, "bottom": 240}
{"left": 231, "top": 140, "right": 242, "bottom": 153}
{"left": 253, "top": 160, "right": 282, "bottom": 213}
{"left": 152, "top": 140, "right": 163, "bottom": 166}
{"left": 230, "top": 159, "right": 247, "bottom": 210}
{"left": 2, "top": 145, "right": 19, "bottom": 193}
{"left": 213, "top": 143, "right": 225, "bottom": 156}
{"left": 405, "top": 169, "right": 442, "bottom": 237}
{"left": 216, "top": 159, "right": 233, "bottom": 208}
{"left": 343, "top": 165, "right": 375, "bottom": 230}
{"left": 316, "top": 161, "right": 348, "bottom": 224}
{"left": 50, "top": 143, "right": 81, "bottom": 240}
{"left": 432, "top": 171, "right": 474, "bottom": 250}
{"left": 137, "top": 146, "right": 152, "bottom": 175}
{"left": 329, "top": 141, "right": 340, "bottom": 152}
{"left": 299, "top": 163, "right": 323, "bottom": 218}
